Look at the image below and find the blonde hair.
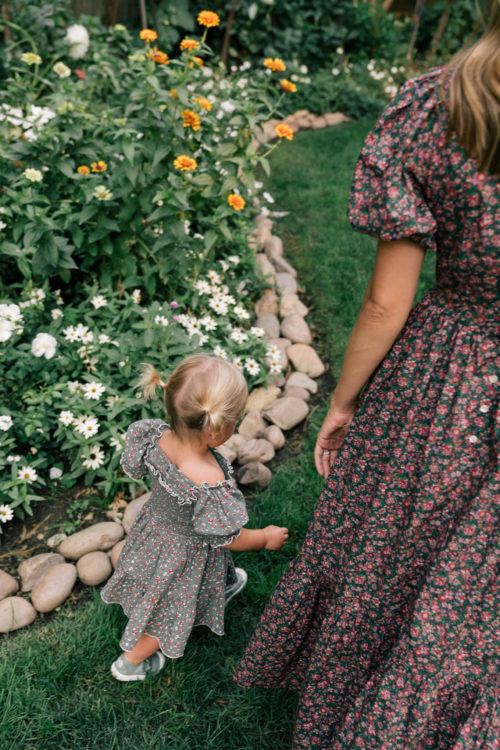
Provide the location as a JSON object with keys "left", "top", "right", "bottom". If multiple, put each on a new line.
{"left": 443, "top": 0, "right": 500, "bottom": 173}
{"left": 138, "top": 355, "right": 248, "bottom": 434}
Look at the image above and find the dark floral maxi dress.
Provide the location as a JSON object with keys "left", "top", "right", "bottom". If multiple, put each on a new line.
{"left": 234, "top": 70, "right": 499, "bottom": 748}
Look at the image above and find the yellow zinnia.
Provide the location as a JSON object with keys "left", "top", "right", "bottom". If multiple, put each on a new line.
{"left": 280, "top": 79, "right": 297, "bottom": 93}
{"left": 264, "top": 57, "right": 286, "bottom": 72}
{"left": 77, "top": 165, "right": 90, "bottom": 175}
{"left": 228, "top": 194, "right": 245, "bottom": 211}
{"left": 139, "top": 29, "right": 158, "bottom": 42}
{"left": 180, "top": 38, "right": 200, "bottom": 51}
{"left": 174, "top": 155, "right": 197, "bottom": 171}
{"left": 181, "top": 110, "right": 201, "bottom": 131}
{"left": 274, "top": 123, "right": 294, "bottom": 141}
{"left": 91, "top": 160, "right": 108, "bottom": 173}
{"left": 194, "top": 96, "right": 212, "bottom": 111}
{"left": 197, "top": 10, "right": 220, "bottom": 27}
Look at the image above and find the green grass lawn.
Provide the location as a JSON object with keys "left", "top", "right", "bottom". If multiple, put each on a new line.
{"left": 0, "top": 121, "right": 435, "bottom": 750}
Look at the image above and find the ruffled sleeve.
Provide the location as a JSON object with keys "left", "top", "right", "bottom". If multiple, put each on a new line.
{"left": 347, "top": 71, "right": 440, "bottom": 252}
{"left": 192, "top": 482, "right": 249, "bottom": 548}
{"left": 120, "top": 419, "right": 166, "bottom": 480}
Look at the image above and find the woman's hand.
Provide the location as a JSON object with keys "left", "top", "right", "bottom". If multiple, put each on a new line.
{"left": 263, "top": 525, "right": 289, "bottom": 550}
{"left": 314, "top": 404, "right": 357, "bottom": 478}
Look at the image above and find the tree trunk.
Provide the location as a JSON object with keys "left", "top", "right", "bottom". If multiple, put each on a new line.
{"left": 139, "top": 0, "right": 147, "bottom": 28}
{"left": 406, "top": 0, "right": 425, "bottom": 60}
{"left": 427, "top": 0, "right": 452, "bottom": 59}
{"left": 2, "top": 2, "right": 11, "bottom": 42}
{"left": 221, "top": 0, "right": 238, "bottom": 68}
{"left": 105, "top": 0, "right": 120, "bottom": 26}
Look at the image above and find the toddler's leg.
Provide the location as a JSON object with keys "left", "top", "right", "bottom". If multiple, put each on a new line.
{"left": 124, "top": 633, "right": 160, "bottom": 664}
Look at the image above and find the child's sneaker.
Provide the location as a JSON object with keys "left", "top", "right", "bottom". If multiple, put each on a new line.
{"left": 225, "top": 567, "right": 248, "bottom": 606}
{"left": 111, "top": 651, "right": 166, "bottom": 682}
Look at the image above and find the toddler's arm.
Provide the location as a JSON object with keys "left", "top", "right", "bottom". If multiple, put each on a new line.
{"left": 223, "top": 525, "right": 288, "bottom": 551}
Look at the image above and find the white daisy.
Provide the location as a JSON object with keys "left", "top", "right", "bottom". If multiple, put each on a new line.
{"left": 230, "top": 329, "right": 249, "bottom": 343}
{"left": 250, "top": 326, "right": 265, "bottom": 338}
{"left": 228, "top": 255, "right": 240, "bottom": 265}
{"left": 82, "top": 445, "right": 105, "bottom": 471}
{"left": 74, "top": 324, "right": 93, "bottom": 342}
{"left": 90, "top": 295, "right": 107, "bottom": 309}
{"left": 233, "top": 305, "right": 250, "bottom": 320}
{"left": 30, "top": 288, "right": 46, "bottom": 302}
{"left": 67, "top": 381, "right": 81, "bottom": 394}
{"left": 266, "top": 344, "right": 280, "bottom": 357}
{"left": 63, "top": 325, "right": 79, "bottom": 342}
{"left": 200, "top": 316, "right": 217, "bottom": 331}
{"left": 17, "top": 466, "right": 38, "bottom": 484}
{"left": 82, "top": 381, "right": 106, "bottom": 400}
{"left": 245, "top": 358, "right": 260, "bottom": 375}
{"left": 209, "top": 297, "right": 229, "bottom": 315}
{"left": 232, "top": 356, "right": 243, "bottom": 370}
{"left": 98, "top": 333, "right": 111, "bottom": 343}
{"left": 6, "top": 455, "right": 21, "bottom": 462}
{"left": 219, "top": 260, "right": 229, "bottom": 272}
{"left": 154, "top": 315, "right": 169, "bottom": 326}
{"left": 59, "top": 410, "right": 74, "bottom": 426}
{"left": 262, "top": 191, "right": 275, "bottom": 203}
{"left": 195, "top": 280, "right": 211, "bottom": 294}
{"left": 131, "top": 289, "right": 141, "bottom": 304}
{"left": 51, "top": 308, "right": 63, "bottom": 319}
{"left": 110, "top": 435, "right": 124, "bottom": 452}
{"left": 269, "top": 358, "right": 283, "bottom": 374}
{"left": 0, "top": 415, "right": 13, "bottom": 430}
{"left": 0, "top": 504, "right": 14, "bottom": 523}
{"left": 213, "top": 345, "right": 227, "bottom": 359}
{"left": 0, "top": 303, "right": 23, "bottom": 322}
{"left": 74, "top": 416, "right": 99, "bottom": 438}
{"left": 207, "top": 270, "right": 222, "bottom": 284}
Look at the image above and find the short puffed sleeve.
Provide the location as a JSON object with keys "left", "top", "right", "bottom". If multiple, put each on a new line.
{"left": 192, "top": 484, "right": 249, "bottom": 548}
{"left": 348, "top": 72, "right": 440, "bottom": 251}
{"left": 120, "top": 419, "right": 166, "bottom": 480}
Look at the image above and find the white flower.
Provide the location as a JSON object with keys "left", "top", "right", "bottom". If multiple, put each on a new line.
{"left": 232, "top": 356, "right": 243, "bottom": 370}
{"left": 262, "top": 191, "right": 275, "bottom": 203}
{"left": 245, "top": 358, "right": 260, "bottom": 375}
{"left": 250, "top": 326, "right": 265, "bottom": 338}
{"left": 207, "top": 270, "right": 222, "bottom": 284}
{"left": 17, "top": 466, "right": 38, "bottom": 484}
{"left": 51, "top": 308, "right": 63, "bottom": 319}
{"left": 233, "top": 305, "right": 250, "bottom": 320}
{"left": 98, "top": 333, "right": 111, "bottom": 343}
{"left": 230, "top": 328, "right": 249, "bottom": 343}
{"left": 82, "top": 445, "right": 105, "bottom": 470}
{"left": 30, "top": 288, "right": 45, "bottom": 303}
{"left": 200, "top": 315, "right": 217, "bottom": 331}
{"left": 219, "top": 260, "right": 229, "bottom": 272}
{"left": 82, "top": 381, "right": 106, "bottom": 400}
{"left": 93, "top": 185, "right": 113, "bottom": 201}
{"left": 195, "top": 280, "right": 211, "bottom": 294}
{"left": 64, "top": 24, "right": 90, "bottom": 59}
{"left": 209, "top": 297, "right": 228, "bottom": 315}
{"left": 184, "top": 220, "right": 191, "bottom": 235}
{"left": 228, "top": 255, "right": 240, "bottom": 265}
{"left": 53, "top": 61, "right": 71, "bottom": 78}
{"left": 131, "top": 289, "right": 141, "bottom": 304}
{"left": 0, "top": 317, "right": 14, "bottom": 342}
{"left": 74, "top": 416, "right": 99, "bottom": 439}
{"left": 0, "top": 504, "right": 14, "bottom": 523}
{"left": 154, "top": 315, "right": 168, "bottom": 327}
{"left": 0, "top": 221, "right": 7, "bottom": 230}
{"left": 220, "top": 100, "right": 236, "bottom": 114}
{"left": 331, "top": 67, "right": 340, "bottom": 76}
{"left": 21, "top": 52, "right": 42, "bottom": 65}
{"left": 110, "top": 435, "right": 124, "bottom": 452}
{"left": 31, "top": 332, "right": 57, "bottom": 359}
{"left": 24, "top": 168, "right": 43, "bottom": 182}
{"left": 0, "top": 303, "right": 22, "bottom": 322}
{"left": 266, "top": 344, "right": 280, "bottom": 357}
{"left": 222, "top": 294, "right": 236, "bottom": 305}
{"left": 336, "top": 46, "right": 344, "bottom": 55}
{"left": 7, "top": 455, "right": 21, "bottom": 462}
{"left": 74, "top": 324, "right": 93, "bottom": 342}
{"left": 49, "top": 467, "right": 63, "bottom": 480}
{"left": 59, "top": 410, "right": 74, "bottom": 426}
{"left": 269, "top": 358, "right": 283, "bottom": 374}
{"left": 0, "top": 415, "right": 13, "bottom": 430}
{"left": 90, "top": 294, "right": 107, "bottom": 309}
{"left": 63, "top": 325, "right": 79, "bottom": 342}
{"left": 67, "top": 381, "right": 81, "bottom": 394}
{"left": 213, "top": 345, "right": 227, "bottom": 359}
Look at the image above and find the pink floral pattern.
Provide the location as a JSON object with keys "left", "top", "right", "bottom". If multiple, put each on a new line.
{"left": 234, "top": 70, "right": 499, "bottom": 748}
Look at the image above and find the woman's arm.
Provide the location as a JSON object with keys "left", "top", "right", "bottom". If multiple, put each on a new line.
{"left": 315, "top": 238, "right": 426, "bottom": 476}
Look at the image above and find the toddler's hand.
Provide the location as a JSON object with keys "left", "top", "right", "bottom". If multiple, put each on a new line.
{"left": 263, "top": 525, "right": 289, "bottom": 550}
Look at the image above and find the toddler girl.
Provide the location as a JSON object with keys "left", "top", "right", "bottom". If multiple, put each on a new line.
{"left": 101, "top": 354, "right": 288, "bottom": 681}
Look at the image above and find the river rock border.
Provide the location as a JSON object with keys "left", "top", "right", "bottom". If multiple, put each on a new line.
{"left": 0, "top": 110, "right": 346, "bottom": 633}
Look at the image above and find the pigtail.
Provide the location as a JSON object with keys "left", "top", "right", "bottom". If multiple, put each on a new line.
{"left": 137, "top": 363, "right": 165, "bottom": 401}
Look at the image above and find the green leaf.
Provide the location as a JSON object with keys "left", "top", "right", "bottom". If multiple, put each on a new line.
{"left": 123, "top": 141, "right": 135, "bottom": 164}
{"left": 191, "top": 173, "right": 214, "bottom": 187}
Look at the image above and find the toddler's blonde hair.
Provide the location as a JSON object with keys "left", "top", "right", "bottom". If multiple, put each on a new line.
{"left": 138, "top": 355, "right": 248, "bottom": 434}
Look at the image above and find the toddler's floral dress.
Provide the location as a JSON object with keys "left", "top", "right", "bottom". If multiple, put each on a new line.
{"left": 101, "top": 418, "right": 248, "bottom": 658}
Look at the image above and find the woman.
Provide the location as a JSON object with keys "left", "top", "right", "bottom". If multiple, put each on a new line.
{"left": 234, "top": 3, "right": 499, "bottom": 748}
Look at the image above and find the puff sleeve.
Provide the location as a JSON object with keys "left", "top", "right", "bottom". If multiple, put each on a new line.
{"left": 192, "top": 483, "right": 249, "bottom": 548}
{"left": 347, "top": 72, "right": 440, "bottom": 252}
{"left": 120, "top": 419, "right": 166, "bottom": 480}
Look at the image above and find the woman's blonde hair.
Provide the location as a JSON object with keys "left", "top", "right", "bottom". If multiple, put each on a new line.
{"left": 138, "top": 355, "right": 248, "bottom": 434}
{"left": 443, "top": 0, "right": 500, "bottom": 173}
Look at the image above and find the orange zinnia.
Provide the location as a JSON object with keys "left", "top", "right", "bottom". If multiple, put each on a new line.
{"left": 181, "top": 109, "right": 201, "bottom": 131}
{"left": 280, "top": 79, "right": 297, "bottom": 93}
{"left": 174, "top": 155, "right": 197, "bottom": 171}
{"left": 228, "top": 194, "right": 245, "bottom": 211}
{"left": 180, "top": 38, "right": 200, "bottom": 51}
{"left": 148, "top": 47, "right": 169, "bottom": 64}
{"left": 194, "top": 96, "right": 212, "bottom": 111}
{"left": 139, "top": 29, "right": 158, "bottom": 42}
{"left": 197, "top": 10, "right": 220, "bottom": 27}
{"left": 190, "top": 56, "right": 204, "bottom": 67}
{"left": 91, "top": 160, "right": 108, "bottom": 172}
{"left": 170, "top": 89, "right": 178, "bottom": 98}
{"left": 77, "top": 165, "right": 90, "bottom": 175}
{"left": 274, "top": 123, "right": 294, "bottom": 140}
{"left": 264, "top": 57, "right": 286, "bottom": 72}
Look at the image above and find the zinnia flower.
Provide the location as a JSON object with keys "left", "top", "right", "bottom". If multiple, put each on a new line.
{"left": 170, "top": 89, "right": 178, "bottom": 98}
{"left": 0, "top": 504, "right": 14, "bottom": 523}
{"left": 0, "top": 415, "right": 13, "bottom": 431}
{"left": 275, "top": 123, "right": 294, "bottom": 140}
{"left": 197, "top": 11, "right": 220, "bottom": 27}
{"left": 82, "top": 446, "right": 105, "bottom": 470}
{"left": 139, "top": 28, "right": 158, "bottom": 42}
{"left": 148, "top": 47, "right": 169, "bottom": 64}
{"left": 181, "top": 109, "right": 201, "bottom": 131}
{"left": 74, "top": 69, "right": 85, "bottom": 79}
{"left": 93, "top": 185, "right": 113, "bottom": 200}
{"left": 23, "top": 168, "right": 43, "bottom": 182}
{"left": 77, "top": 165, "right": 90, "bottom": 175}
{"left": 228, "top": 194, "right": 245, "bottom": 211}
{"left": 264, "top": 57, "right": 286, "bottom": 72}
{"left": 190, "top": 56, "right": 204, "bottom": 67}
{"left": 174, "top": 154, "right": 197, "bottom": 171}
{"left": 53, "top": 61, "right": 71, "bottom": 78}
{"left": 31, "top": 332, "right": 57, "bottom": 359}
{"left": 280, "top": 79, "right": 297, "bottom": 92}
{"left": 180, "top": 38, "right": 200, "bottom": 51}
{"left": 65, "top": 24, "right": 90, "bottom": 59}
{"left": 194, "top": 96, "right": 211, "bottom": 111}
{"left": 17, "top": 466, "right": 38, "bottom": 484}
{"left": 21, "top": 52, "right": 42, "bottom": 65}
{"left": 91, "top": 160, "right": 107, "bottom": 172}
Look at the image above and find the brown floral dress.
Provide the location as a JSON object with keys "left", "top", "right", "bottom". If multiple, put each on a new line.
{"left": 234, "top": 70, "right": 499, "bottom": 748}
{"left": 101, "top": 419, "right": 248, "bottom": 658}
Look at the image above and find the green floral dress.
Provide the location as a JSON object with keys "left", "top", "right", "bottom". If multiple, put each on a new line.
{"left": 234, "top": 70, "right": 499, "bottom": 748}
